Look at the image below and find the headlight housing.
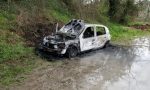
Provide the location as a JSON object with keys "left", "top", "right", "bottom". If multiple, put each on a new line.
{"left": 43, "top": 37, "right": 48, "bottom": 45}
{"left": 54, "top": 45, "right": 58, "bottom": 49}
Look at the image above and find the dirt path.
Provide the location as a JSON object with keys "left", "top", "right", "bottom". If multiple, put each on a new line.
{"left": 130, "top": 24, "right": 150, "bottom": 30}
{"left": 4, "top": 37, "right": 150, "bottom": 90}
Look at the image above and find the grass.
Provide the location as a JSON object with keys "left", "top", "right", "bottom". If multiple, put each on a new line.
{"left": 108, "top": 23, "right": 150, "bottom": 44}
{"left": 0, "top": 13, "right": 9, "bottom": 30}
{"left": 48, "top": 0, "right": 72, "bottom": 23}
{"left": 0, "top": 1, "right": 67, "bottom": 85}
{"left": 0, "top": 0, "right": 72, "bottom": 86}
{"left": 0, "top": 30, "right": 37, "bottom": 85}
{"left": 50, "top": 10, "right": 71, "bottom": 23}
{"left": 0, "top": 30, "right": 28, "bottom": 62}
{"left": 0, "top": 57, "right": 35, "bottom": 85}
{"left": 0, "top": 10, "right": 16, "bottom": 30}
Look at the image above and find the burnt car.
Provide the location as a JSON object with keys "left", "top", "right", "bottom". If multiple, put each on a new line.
{"left": 40, "top": 19, "right": 111, "bottom": 57}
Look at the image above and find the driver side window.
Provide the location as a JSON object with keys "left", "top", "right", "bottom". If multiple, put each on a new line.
{"left": 83, "top": 27, "right": 94, "bottom": 38}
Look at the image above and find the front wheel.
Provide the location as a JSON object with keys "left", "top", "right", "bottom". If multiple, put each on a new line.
{"left": 66, "top": 46, "right": 78, "bottom": 58}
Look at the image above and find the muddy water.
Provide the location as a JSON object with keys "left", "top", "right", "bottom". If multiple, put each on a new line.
{"left": 10, "top": 37, "right": 150, "bottom": 90}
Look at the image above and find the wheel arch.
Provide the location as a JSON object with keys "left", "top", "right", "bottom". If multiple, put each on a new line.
{"left": 68, "top": 43, "right": 80, "bottom": 53}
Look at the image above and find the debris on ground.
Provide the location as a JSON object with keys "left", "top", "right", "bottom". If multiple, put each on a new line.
{"left": 130, "top": 24, "right": 150, "bottom": 30}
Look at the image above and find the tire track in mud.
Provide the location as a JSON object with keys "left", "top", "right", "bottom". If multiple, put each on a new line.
{"left": 9, "top": 59, "right": 105, "bottom": 90}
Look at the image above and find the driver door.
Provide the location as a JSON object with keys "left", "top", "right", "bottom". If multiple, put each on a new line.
{"left": 80, "top": 26, "right": 96, "bottom": 51}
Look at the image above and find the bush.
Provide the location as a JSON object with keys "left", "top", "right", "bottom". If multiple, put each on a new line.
{"left": 108, "top": 0, "right": 138, "bottom": 24}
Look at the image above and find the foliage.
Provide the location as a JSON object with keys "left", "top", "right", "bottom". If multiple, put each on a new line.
{"left": 108, "top": 0, "right": 138, "bottom": 24}
{"left": 120, "top": 0, "right": 138, "bottom": 24}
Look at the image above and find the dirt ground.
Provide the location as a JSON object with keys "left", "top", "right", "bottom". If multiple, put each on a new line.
{"left": 2, "top": 37, "right": 150, "bottom": 90}
{"left": 130, "top": 24, "right": 150, "bottom": 30}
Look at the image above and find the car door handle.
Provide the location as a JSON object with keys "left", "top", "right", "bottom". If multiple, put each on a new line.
{"left": 104, "top": 36, "right": 107, "bottom": 38}
{"left": 92, "top": 39, "right": 95, "bottom": 42}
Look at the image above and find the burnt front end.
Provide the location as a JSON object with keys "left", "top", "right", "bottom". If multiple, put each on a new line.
{"left": 41, "top": 36, "right": 66, "bottom": 54}
{"left": 40, "top": 19, "right": 84, "bottom": 55}
{"left": 41, "top": 32, "right": 78, "bottom": 55}
{"left": 42, "top": 41, "right": 66, "bottom": 54}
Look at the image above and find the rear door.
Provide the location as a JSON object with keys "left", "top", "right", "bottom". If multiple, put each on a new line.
{"left": 80, "top": 26, "right": 96, "bottom": 51}
{"left": 95, "top": 26, "right": 107, "bottom": 48}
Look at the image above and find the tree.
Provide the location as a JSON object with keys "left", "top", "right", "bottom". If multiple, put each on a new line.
{"left": 108, "top": 0, "right": 122, "bottom": 20}
{"left": 108, "top": 0, "right": 138, "bottom": 24}
{"left": 120, "top": 0, "right": 138, "bottom": 24}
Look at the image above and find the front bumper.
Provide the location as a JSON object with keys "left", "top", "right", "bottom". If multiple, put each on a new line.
{"left": 41, "top": 45, "right": 66, "bottom": 54}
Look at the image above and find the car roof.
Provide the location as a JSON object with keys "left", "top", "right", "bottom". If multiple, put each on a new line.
{"left": 84, "top": 23, "right": 106, "bottom": 27}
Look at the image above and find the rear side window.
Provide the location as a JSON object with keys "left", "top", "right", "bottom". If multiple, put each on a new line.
{"left": 96, "top": 27, "right": 106, "bottom": 36}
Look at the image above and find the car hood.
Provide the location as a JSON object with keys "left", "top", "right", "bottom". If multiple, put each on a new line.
{"left": 43, "top": 32, "right": 77, "bottom": 44}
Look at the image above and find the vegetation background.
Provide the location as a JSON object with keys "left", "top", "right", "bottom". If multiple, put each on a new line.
{"left": 0, "top": 0, "right": 150, "bottom": 86}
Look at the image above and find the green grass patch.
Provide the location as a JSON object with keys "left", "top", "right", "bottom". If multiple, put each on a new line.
{"left": 50, "top": 10, "right": 71, "bottom": 23}
{"left": 0, "top": 57, "right": 35, "bottom": 85}
{"left": 0, "top": 30, "right": 27, "bottom": 63}
{"left": 0, "top": 0, "right": 72, "bottom": 86}
{"left": 48, "top": 0, "right": 72, "bottom": 23}
{"left": 0, "top": 30, "right": 37, "bottom": 85}
{"left": 0, "top": 10, "right": 16, "bottom": 30}
{"left": 108, "top": 23, "right": 150, "bottom": 43}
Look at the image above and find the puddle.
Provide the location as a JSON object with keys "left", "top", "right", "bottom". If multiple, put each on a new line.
{"left": 101, "top": 37, "right": 150, "bottom": 90}
{"left": 66, "top": 37, "right": 150, "bottom": 90}
{"left": 9, "top": 37, "right": 150, "bottom": 90}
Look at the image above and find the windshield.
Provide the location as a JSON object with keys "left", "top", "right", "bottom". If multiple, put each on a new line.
{"left": 54, "top": 32, "right": 76, "bottom": 41}
{"left": 59, "top": 19, "right": 84, "bottom": 35}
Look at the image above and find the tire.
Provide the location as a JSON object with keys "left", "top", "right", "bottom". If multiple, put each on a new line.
{"left": 66, "top": 46, "right": 78, "bottom": 58}
{"left": 103, "top": 41, "right": 110, "bottom": 48}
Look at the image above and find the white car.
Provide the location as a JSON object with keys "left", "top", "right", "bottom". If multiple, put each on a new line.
{"left": 41, "top": 19, "right": 111, "bottom": 57}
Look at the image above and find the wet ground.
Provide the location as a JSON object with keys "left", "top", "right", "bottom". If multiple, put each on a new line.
{"left": 8, "top": 37, "right": 150, "bottom": 90}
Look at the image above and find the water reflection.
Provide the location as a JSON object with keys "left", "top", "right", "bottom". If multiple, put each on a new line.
{"left": 72, "top": 37, "right": 150, "bottom": 90}
{"left": 101, "top": 37, "right": 150, "bottom": 90}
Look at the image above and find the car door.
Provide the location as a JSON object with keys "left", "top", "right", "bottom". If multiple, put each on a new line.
{"left": 96, "top": 26, "right": 107, "bottom": 48}
{"left": 80, "top": 26, "right": 96, "bottom": 51}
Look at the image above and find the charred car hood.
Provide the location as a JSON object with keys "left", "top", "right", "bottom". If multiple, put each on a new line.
{"left": 43, "top": 32, "right": 77, "bottom": 44}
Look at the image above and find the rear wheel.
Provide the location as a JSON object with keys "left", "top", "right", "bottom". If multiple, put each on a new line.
{"left": 103, "top": 41, "right": 110, "bottom": 48}
{"left": 66, "top": 46, "right": 78, "bottom": 58}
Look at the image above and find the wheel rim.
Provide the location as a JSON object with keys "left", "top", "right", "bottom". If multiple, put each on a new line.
{"left": 70, "top": 47, "right": 77, "bottom": 57}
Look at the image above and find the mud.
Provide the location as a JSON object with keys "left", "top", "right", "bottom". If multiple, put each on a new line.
{"left": 7, "top": 37, "right": 150, "bottom": 90}
{"left": 130, "top": 24, "right": 150, "bottom": 30}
